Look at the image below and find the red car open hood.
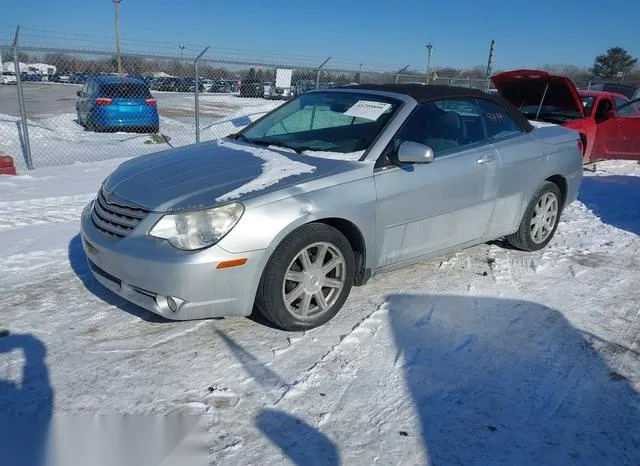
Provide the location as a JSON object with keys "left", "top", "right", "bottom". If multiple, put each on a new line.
{"left": 491, "top": 69, "right": 585, "bottom": 118}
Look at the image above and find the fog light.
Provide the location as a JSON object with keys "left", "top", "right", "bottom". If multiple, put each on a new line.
{"left": 167, "top": 296, "right": 182, "bottom": 312}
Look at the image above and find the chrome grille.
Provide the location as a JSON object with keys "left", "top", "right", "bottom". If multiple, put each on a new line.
{"left": 91, "top": 189, "right": 149, "bottom": 239}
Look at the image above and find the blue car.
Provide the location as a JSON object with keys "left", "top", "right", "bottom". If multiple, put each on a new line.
{"left": 76, "top": 76, "right": 159, "bottom": 133}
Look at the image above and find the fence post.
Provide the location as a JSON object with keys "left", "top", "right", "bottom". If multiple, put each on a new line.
{"left": 315, "top": 57, "right": 331, "bottom": 90}
{"left": 395, "top": 65, "right": 409, "bottom": 84}
{"left": 12, "top": 26, "right": 33, "bottom": 170}
{"left": 194, "top": 46, "right": 210, "bottom": 144}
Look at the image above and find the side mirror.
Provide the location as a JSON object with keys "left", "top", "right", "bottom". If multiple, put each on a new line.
{"left": 397, "top": 141, "right": 435, "bottom": 164}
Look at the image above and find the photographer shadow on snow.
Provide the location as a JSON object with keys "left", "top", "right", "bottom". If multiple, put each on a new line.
{"left": 578, "top": 175, "right": 640, "bottom": 235}
{"left": 215, "top": 329, "right": 339, "bottom": 465}
{"left": 387, "top": 294, "right": 640, "bottom": 466}
{"left": 0, "top": 333, "right": 53, "bottom": 466}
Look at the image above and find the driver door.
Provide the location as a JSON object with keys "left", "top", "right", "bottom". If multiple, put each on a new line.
{"left": 612, "top": 97, "right": 640, "bottom": 160}
{"left": 373, "top": 98, "right": 499, "bottom": 269}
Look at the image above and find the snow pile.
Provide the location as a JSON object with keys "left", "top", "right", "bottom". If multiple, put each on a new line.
{"left": 529, "top": 119, "right": 558, "bottom": 128}
{"left": 215, "top": 139, "right": 316, "bottom": 201}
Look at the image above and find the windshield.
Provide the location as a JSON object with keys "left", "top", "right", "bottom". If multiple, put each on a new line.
{"left": 239, "top": 91, "right": 401, "bottom": 155}
{"left": 616, "top": 98, "right": 640, "bottom": 116}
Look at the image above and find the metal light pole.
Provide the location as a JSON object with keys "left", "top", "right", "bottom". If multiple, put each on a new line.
{"left": 426, "top": 43, "right": 433, "bottom": 84}
{"left": 179, "top": 45, "right": 186, "bottom": 58}
{"left": 113, "top": 0, "right": 122, "bottom": 76}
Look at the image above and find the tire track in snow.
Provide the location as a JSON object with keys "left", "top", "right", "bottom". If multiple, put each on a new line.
{"left": 275, "top": 302, "right": 388, "bottom": 409}
{"left": 0, "top": 194, "right": 94, "bottom": 231}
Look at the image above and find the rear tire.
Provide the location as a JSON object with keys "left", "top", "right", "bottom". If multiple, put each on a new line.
{"left": 255, "top": 223, "right": 355, "bottom": 331}
{"left": 506, "top": 181, "right": 562, "bottom": 251}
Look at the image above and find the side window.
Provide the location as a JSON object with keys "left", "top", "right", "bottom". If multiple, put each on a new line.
{"left": 615, "top": 96, "right": 633, "bottom": 117}
{"left": 477, "top": 99, "right": 524, "bottom": 141}
{"left": 387, "top": 98, "right": 486, "bottom": 159}
{"left": 594, "top": 98, "right": 613, "bottom": 121}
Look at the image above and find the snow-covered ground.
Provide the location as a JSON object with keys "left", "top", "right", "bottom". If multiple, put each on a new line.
{"left": 1, "top": 159, "right": 639, "bottom": 464}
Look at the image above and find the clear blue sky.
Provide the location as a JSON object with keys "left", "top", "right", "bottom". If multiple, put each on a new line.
{"left": 2, "top": 0, "right": 639, "bottom": 71}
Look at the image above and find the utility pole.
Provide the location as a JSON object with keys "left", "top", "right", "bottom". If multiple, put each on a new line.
{"left": 426, "top": 43, "right": 433, "bottom": 84}
{"left": 485, "top": 40, "right": 495, "bottom": 90}
{"left": 113, "top": 0, "right": 122, "bottom": 76}
{"left": 179, "top": 45, "right": 186, "bottom": 58}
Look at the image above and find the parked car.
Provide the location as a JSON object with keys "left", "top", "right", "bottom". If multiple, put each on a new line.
{"left": 75, "top": 76, "right": 159, "bottom": 133}
{"left": 1, "top": 71, "right": 17, "bottom": 84}
{"left": 293, "top": 80, "right": 316, "bottom": 96}
{"left": 492, "top": 69, "right": 640, "bottom": 162}
{"left": 239, "top": 79, "right": 263, "bottom": 97}
{"left": 181, "top": 77, "right": 205, "bottom": 93}
{"left": 81, "top": 84, "right": 582, "bottom": 330}
{"left": 150, "top": 76, "right": 182, "bottom": 92}
{"left": 22, "top": 73, "right": 43, "bottom": 82}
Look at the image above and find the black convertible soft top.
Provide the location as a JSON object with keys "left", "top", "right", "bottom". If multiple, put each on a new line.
{"left": 340, "top": 84, "right": 534, "bottom": 132}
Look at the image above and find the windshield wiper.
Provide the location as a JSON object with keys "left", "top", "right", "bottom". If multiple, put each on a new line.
{"left": 230, "top": 135, "right": 319, "bottom": 154}
{"left": 246, "top": 138, "right": 304, "bottom": 153}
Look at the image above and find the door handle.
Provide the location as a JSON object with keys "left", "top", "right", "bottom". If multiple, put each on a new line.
{"left": 475, "top": 156, "right": 496, "bottom": 165}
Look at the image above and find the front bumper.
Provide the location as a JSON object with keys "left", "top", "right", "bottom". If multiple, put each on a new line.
{"left": 80, "top": 201, "right": 269, "bottom": 320}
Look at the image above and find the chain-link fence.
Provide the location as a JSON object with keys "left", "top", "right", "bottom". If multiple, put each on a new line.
{"left": 0, "top": 34, "right": 502, "bottom": 172}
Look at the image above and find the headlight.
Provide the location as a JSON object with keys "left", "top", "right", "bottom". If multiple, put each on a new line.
{"left": 149, "top": 202, "right": 244, "bottom": 251}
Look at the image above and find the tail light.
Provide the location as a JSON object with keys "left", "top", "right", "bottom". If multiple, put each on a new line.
{"left": 145, "top": 98, "right": 157, "bottom": 107}
{"left": 95, "top": 97, "right": 113, "bottom": 106}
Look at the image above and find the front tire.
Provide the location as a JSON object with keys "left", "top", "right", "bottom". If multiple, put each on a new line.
{"left": 506, "top": 181, "right": 562, "bottom": 251}
{"left": 255, "top": 223, "right": 355, "bottom": 331}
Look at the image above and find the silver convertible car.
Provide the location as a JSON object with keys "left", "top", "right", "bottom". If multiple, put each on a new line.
{"left": 80, "top": 84, "right": 583, "bottom": 330}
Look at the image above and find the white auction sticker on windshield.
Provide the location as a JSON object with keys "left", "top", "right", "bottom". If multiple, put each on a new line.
{"left": 344, "top": 100, "right": 392, "bottom": 120}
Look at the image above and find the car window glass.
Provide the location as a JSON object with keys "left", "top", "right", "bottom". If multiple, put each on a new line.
{"left": 266, "top": 103, "right": 373, "bottom": 137}
{"left": 581, "top": 96, "right": 595, "bottom": 115}
{"left": 243, "top": 91, "right": 401, "bottom": 154}
{"left": 99, "top": 83, "right": 151, "bottom": 98}
{"left": 615, "top": 96, "right": 634, "bottom": 116}
{"left": 389, "top": 99, "right": 486, "bottom": 158}
{"left": 594, "top": 98, "right": 613, "bottom": 121}
{"left": 477, "top": 99, "right": 524, "bottom": 141}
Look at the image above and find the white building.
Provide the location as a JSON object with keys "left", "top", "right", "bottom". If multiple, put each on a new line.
{"left": 2, "top": 61, "right": 29, "bottom": 73}
{"left": 1, "top": 61, "right": 57, "bottom": 76}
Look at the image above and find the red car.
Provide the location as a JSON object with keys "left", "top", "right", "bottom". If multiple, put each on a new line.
{"left": 491, "top": 69, "right": 640, "bottom": 162}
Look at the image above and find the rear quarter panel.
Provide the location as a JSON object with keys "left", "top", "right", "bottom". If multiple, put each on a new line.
{"left": 487, "top": 127, "right": 582, "bottom": 238}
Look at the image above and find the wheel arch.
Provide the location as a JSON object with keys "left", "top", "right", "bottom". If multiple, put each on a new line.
{"left": 258, "top": 216, "right": 370, "bottom": 289}
{"left": 545, "top": 174, "right": 568, "bottom": 208}
{"left": 314, "top": 217, "right": 368, "bottom": 286}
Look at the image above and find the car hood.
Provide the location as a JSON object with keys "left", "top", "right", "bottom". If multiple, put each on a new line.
{"left": 101, "top": 139, "right": 363, "bottom": 212}
{"left": 491, "top": 69, "right": 585, "bottom": 117}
